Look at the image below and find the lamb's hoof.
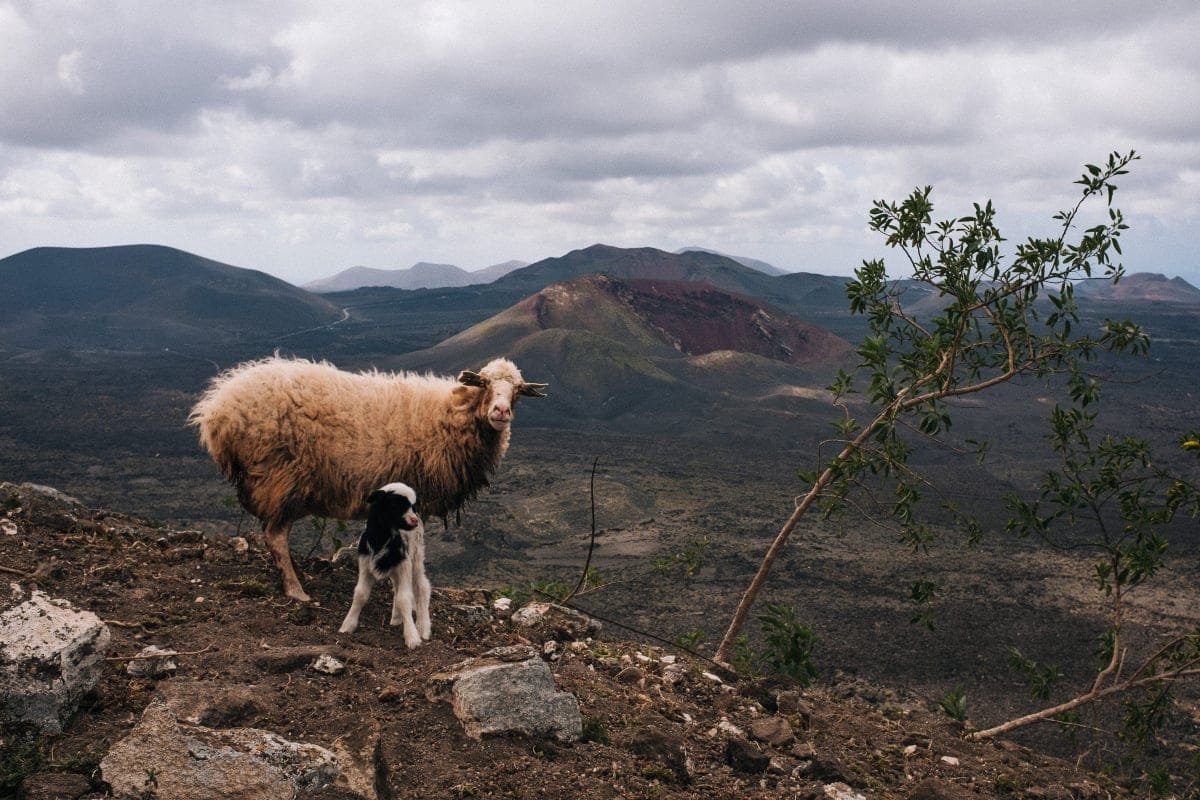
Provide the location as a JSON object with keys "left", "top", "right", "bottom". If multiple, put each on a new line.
{"left": 405, "top": 637, "right": 423, "bottom": 650}
{"left": 338, "top": 623, "right": 357, "bottom": 634}
{"left": 285, "top": 587, "right": 312, "bottom": 602}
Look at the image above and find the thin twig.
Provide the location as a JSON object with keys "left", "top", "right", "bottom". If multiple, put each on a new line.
{"left": 0, "top": 564, "right": 31, "bottom": 577}
{"left": 563, "top": 457, "right": 601, "bottom": 604}
{"left": 105, "top": 644, "right": 213, "bottom": 662}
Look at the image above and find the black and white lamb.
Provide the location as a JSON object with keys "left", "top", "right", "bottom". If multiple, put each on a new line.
{"left": 338, "top": 482, "right": 431, "bottom": 648}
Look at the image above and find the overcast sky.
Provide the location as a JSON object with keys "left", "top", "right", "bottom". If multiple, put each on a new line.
{"left": 1, "top": 1, "right": 1197, "bottom": 287}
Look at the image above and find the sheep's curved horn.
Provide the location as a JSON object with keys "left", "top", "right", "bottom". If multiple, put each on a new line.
{"left": 458, "top": 370, "right": 488, "bottom": 388}
{"left": 518, "top": 382, "right": 548, "bottom": 398}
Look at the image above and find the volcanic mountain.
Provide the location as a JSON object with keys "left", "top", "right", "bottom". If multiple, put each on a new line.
{"left": 393, "top": 274, "right": 852, "bottom": 425}
{"left": 489, "top": 243, "right": 790, "bottom": 305}
{"left": 0, "top": 245, "right": 341, "bottom": 351}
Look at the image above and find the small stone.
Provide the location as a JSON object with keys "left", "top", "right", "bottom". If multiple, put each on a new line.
{"left": 492, "top": 596, "right": 514, "bottom": 617}
{"left": 126, "top": 646, "right": 179, "bottom": 680}
{"left": 311, "top": 654, "right": 346, "bottom": 675}
{"left": 717, "top": 719, "right": 745, "bottom": 738}
{"left": 0, "top": 519, "right": 17, "bottom": 536}
{"left": 939, "top": 755, "right": 960, "bottom": 766}
{"left": 748, "top": 716, "right": 795, "bottom": 748}
{"left": 377, "top": 686, "right": 403, "bottom": 703}
{"left": 450, "top": 604, "right": 490, "bottom": 621}
{"left": 701, "top": 671, "right": 723, "bottom": 683}
{"left": 230, "top": 536, "right": 250, "bottom": 553}
{"left": 661, "top": 663, "right": 687, "bottom": 688}
{"left": 903, "top": 744, "right": 919, "bottom": 757}
{"left": 824, "top": 782, "right": 866, "bottom": 800}
{"left": 791, "top": 741, "right": 816, "bottom": 759}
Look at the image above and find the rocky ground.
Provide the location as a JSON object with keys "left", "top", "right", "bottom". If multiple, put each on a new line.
{"left": 0, "top": 482, "right": 1152, "bottom": 799}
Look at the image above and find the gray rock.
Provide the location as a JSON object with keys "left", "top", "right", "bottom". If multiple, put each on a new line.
{"left": 0, "top": 583, "right": 111, "bottom": 733}
{"left": 100, "top": 699, "right": 383, "bottom": 800}
{"left": 427, "top": 646, "right": 582, "bottom": 741}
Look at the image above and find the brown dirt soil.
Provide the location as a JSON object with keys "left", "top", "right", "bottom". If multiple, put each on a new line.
{"left": 0, "top": 492, "right": 1141, "bottom": 799}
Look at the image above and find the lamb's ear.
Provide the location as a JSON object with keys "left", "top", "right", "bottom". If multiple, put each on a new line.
{"left": 458, "top": 370, "right": 488, "bottom": 388}
{"left": 518, "top": 381, "right": 548, "bottom": 398}
{"left": 368, "top": 489, "right": 385, "bottom": 503}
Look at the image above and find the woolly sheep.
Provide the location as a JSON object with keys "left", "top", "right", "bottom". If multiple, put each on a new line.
{"left": 188, "top": 355, "right": 547, "bottom": 601}
{"left": 339, "top": 482, "right": 430, "bottom": 646}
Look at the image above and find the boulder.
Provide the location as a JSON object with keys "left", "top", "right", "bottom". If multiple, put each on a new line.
{"left": 0, "top": 482, "right": 87, "bottom": 532}
{"left": 426, "top": 645, "right": 582, "bottom": 741}
{"left": 100, "top": 699, "right": 385, "bottom": 800}
{"left": 0, "top": 583, "right": 111, "bottom": 733}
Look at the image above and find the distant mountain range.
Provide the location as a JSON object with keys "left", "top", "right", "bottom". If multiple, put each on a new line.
{"left": 2, "top": 242, "right": 1197, "bottom": 429}
{"left": 303, "top": 259, "right": 526, "bottom": 292}
{"left": 1072, "top": 272, "right": 1200, "bottom": 303}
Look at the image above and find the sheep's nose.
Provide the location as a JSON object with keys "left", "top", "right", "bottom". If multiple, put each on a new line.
{"left": 491, "top": 405, "right": 512, "bottom": 420}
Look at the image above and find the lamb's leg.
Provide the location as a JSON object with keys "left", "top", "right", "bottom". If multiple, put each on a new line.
{"left": 414, "top": 554, "right": 431, "bottom": 641}
{"left": 339, "top": 558, "right": 376, "bottom": 634}
{"left": 389, "top": 561, "right": 421, "bottom": 649}
{"left": 264, "top": 521, "right": 310, "bottom": 602}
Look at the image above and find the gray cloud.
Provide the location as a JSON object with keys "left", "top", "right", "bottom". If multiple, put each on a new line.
{"left": 0, "top": 0, "right": 1196, "bottom": 285}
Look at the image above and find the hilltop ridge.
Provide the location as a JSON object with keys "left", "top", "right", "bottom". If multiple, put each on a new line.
{"left": 0, "top": 481, "right": 1135, "bottom": 799}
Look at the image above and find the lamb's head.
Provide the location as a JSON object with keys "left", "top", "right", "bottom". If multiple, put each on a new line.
{"left": 368, "top": 482, "right": 421, "bottom": 531}
{"left": 457, "top": 358, "right": 547, "bottom": 431}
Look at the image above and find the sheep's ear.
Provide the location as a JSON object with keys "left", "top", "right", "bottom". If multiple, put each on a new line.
{"left": 368, "top": 489, "right": 384, "bottom": 503}
{"left": 458, "top": 370, "right": 488, "bottom": 388}
{"left": 518, "top": 382, "right": 548, "bottom": 398}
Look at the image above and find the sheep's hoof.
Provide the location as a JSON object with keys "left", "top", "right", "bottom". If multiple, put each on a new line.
{"left": 285, "top": 588, "right": 312, "bottom": 602}
{"left": 338, "top": 622, "right": 357, "bottom": 634}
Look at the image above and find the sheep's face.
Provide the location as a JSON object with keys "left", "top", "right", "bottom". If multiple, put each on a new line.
{"left": 458, "top": 359, "right": 547, "bottom": 432}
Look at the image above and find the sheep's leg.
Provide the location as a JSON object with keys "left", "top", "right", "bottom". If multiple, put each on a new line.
{"left": 339, "top": 559, "right": 376, "bottom": 634}
{"left": 389, "top": 562, "right": 421, "bottom": 649}
{"left": 264, "top": 521, "right": 310, "bottom": 602}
